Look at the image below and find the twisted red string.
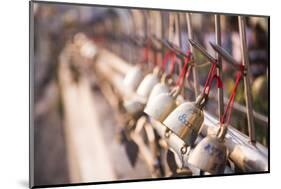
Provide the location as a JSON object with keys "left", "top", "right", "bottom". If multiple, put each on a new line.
{"left": 161, "top": 51, "right": 178, "bottom": 74}
{"left": 143, "top": 47, "right": 149, "bottom": 63}
{"left": 168, "top": 53, "right": 177, "bottom": 75}
{"left": 176, "top": 56, "right": 190, "bottom": 87}
{"left": 220, "top": 65, "right": 244, "bottom": 126}
{"left": 141, "top": 39, "right": 152, "bottom": 64}
{"left": 202, "top": 62, "right": 222, "bottom": 96}
{"left": 162, "top": 50, "right": 171, "bottom": 71}
{"left": 185, "top": 66, "right": 192, "bottom": 80}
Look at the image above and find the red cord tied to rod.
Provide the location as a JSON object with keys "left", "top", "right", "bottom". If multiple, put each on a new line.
{"left": 202, "top": 61, "right": 223, "bottom": 97}
{"left": 141, "top": 39, "right": 152, "bottom": 64}
{"left": 176, "top": 53, "right": 191, "bottom": 88}
{"left": 161, "top": 50, "right": 177, "bottom": 74}
{"left": 220, "top": 64, "right": 245, "bottom": 126}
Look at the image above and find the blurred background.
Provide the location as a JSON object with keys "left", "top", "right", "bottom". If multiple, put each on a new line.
{"left": 31, "top": 2, "right": 268, "bottom": 187}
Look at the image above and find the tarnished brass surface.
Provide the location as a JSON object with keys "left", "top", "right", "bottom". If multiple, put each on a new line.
{"left": 163, "top": 101, "right": 204, "bottom": 145}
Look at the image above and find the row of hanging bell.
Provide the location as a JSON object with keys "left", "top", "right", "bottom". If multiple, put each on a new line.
{"left": 123, "top": 50, "right": 176, "bottom": 118}
{"left": 144, "top": 52, "right": 181, "bottom": 123}
{"left": 188, "top": 64, "right": 243, "bottom": 174}
{"left": 121, "top": 50, "right": 229, "bottom": 174}
{"left": 144, "top": 52, "right": 180, "bottom": 122}
{"left": 145, "top": 53, "right": 206, "bottom": 147}
{"left": 186, "top": 63, "right": 228, "bottom": 174}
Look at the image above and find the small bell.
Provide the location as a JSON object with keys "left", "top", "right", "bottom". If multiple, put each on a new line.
{"left": 163, "top": 93, "right": 207, "bottom": 146}
{"left": 123, "top": 95, "right": 146, "bottom": 118}
{"left": 136, "top": 67, "right": 160, "bottom": 98}
{"left": 188, "top": 124, "right": 228, "bottom": 174}
{"left": 146, "top": 73, "right": 170, "bottom": 107}
{"left": 144, "top": 86, "right": 180, "bottom": 122}
{"left": 123, "top": 65, "right": 143, "bottom": 93}
{"left": 123, "top": 67, "right": 159, "bottom": 118}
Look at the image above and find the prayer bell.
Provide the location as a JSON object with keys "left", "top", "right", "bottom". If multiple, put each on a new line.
{"left": 136, "top": 67, "right": 160, "bottom": 98}
{"left": 163, "top": 94, "right": 207, "bottom": 146}
{"left": 188, "top": 125, "right": 228, "bottom": 174}
{"left": 123, "top": 95, "right": 146, "bottom": 118}
{"left": 123, "top": 67, "right": 159, "bottom": 118}
{"left": 123, "top": 65, "right": 143, "bottom": 93}
{"left": 146, "top": 74, "right": 170, "bottom": 106}
{"left": 144, "top": 87, "right": 180, "bottom": 122}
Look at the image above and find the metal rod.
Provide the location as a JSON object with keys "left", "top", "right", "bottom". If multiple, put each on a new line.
{"left": 189, "top": 39, "right": 217, "bottom": 65}
{"left": 186, "top": 13, "right": 200, "bottom": 97}
{"left": 209, "top": 42, "right": 242, "bottom": 70}
{"left": 215, "top": 14, "right": 224, "bottom": 120}
{"left": 238, "top": 16, "right": 256, "bottom": 144}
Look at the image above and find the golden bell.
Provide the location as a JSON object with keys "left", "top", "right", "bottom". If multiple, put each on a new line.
{"left": 146, "top": 74, "right": 169, "bottom": 106}
{"left": 188, "top": 125, "right": 228, "bottom": 174}
{"left": 144, "top": 87, "right": 180, "bottom": 122}
{"left": 136, "top": 67, "right": 160, "bottom": 98}
{"left": 163, "top": 94, "right": 207, "bottom": 146}
{"left": 123, "top": 65, "right": 143, "bottom": 93}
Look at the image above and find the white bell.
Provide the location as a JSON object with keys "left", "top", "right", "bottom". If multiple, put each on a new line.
{"left": 188, "top": 125, "right": 228, "bottom": 174}
{"left": 123, "top": 67, "right": 159, "bottom": 118}
{"left": 136, "top": 67, "right": 160, "bottom": 98}
{"left": 144, "top": 87, "right": 180, "bottom": 122}
{"left": 146, "top": 74, "right": 170, "bottom": 106}
{"left": 123, "top": 65, "right": 143, "bottom": 93}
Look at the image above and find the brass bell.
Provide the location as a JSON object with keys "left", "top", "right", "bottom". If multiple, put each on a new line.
{"left": 163, "top": 93, "right": 207, "bottom": 146}
{"left": 146, "top": 73, "right": 170, "bottom": 106}
{"left": 188, "top": 125, "right": 228, "bottom": 174}
{"left": 123, "top": 65, "right": 143, "bottom": 93}
{"left": 136, "top": 67, "right": 160, "bottom": 98}
{"left": 144, "top": 87, "right": 180, "bottom": 122}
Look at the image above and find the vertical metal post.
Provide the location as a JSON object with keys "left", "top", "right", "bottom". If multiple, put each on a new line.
{"left": 186, "top": 13, "right": 200, "bottom": 98}
{"left": 215, "top": 14, "right": 224, "bottom": 119}
{"left": 238, "top": 16, "right": 256, "bottom": 144}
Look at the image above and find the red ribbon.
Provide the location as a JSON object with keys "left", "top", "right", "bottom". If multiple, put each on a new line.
{"left": 220, "top": 65, "right": 244, "bottom": 125}
{"left": 185, "top": 66, "right": 192, "bottom": 80}
{"left": 162, "top": 50, "right": 170, "bottom": 71}
{"left": 202, "top": 62, "right": 223, "bottom": 96}
{"left": 176, "top": 56, "right": 190, "bottom": 87}
{"left": 140, "top": 46, "right": 150, "bottom": 64}
{"left": 162, "top": 51, "right": 177, "bottom": 74}
{"left": 168, "top": 53, "right": 177, "bottom": 75}
{"left": 141, "top": 39, "right": 152, "bottom": 64}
